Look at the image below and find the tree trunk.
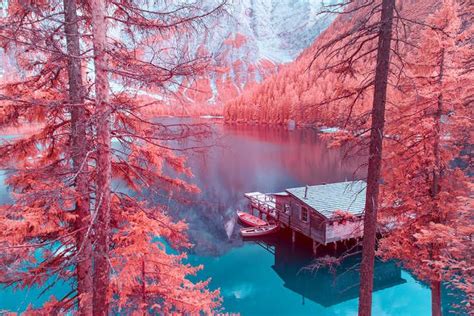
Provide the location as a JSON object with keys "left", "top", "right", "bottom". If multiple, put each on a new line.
{"left": 431, "top": 280, "right": 442, "bottom": 316}
{"left": 430, "top": 49, "right": 445, "bottom": 316}
{"left": 141, "top": 257, "right": 147, "bottom": 313}
{"left": 432, "top": 48, "right": 444, "bottom": 199}
{"left": 358, "top": 1, "right": 395, "bottom": 315}
{"left": 90, "top": 0, "right": 112, "bottom": 314}
{"left": 63, "top": 0, "right": 93, "bottom": 314}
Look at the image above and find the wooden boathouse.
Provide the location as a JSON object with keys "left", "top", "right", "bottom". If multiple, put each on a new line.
{"left": 244, "top": 180, "right": 366, "bottom": 252}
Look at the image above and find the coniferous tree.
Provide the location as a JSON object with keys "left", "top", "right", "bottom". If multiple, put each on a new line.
{"left": 0, "top": 0, "right": 224, "bottom": 313}
{"left": 378, "top": 2, "right": 473, "bottom": 314}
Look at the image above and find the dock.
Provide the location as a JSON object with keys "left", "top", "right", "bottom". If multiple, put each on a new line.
{"left": 244, "top": 192, "right": 277, "bottom": 219}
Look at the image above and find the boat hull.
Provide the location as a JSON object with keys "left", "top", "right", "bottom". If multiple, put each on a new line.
{"left": 240, "top": 224, "right": 279, "bottom": 237}
{"left": 236, "top": 211, "right": 267, "bottom": 227}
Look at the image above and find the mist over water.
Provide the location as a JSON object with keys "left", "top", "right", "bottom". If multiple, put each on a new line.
{"left": 161, "top": 118, "right": 365, "bottom": 256}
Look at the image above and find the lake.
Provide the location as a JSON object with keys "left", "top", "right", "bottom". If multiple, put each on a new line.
{"left": 0, "top": 119, "right": 464, "bottom": 315}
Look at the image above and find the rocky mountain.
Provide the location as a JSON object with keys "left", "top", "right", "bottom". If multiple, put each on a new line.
{"left": 171, "top": 0, "right": 338, "bottom": 115}
{"left": 0, "top": 1, "right": 337, "bottom": 115}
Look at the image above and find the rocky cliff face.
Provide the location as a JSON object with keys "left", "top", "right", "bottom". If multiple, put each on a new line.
{"left": 173, "top": 0, "right": 337, "bottom": 114}
{"left": 0, "top": 1, "right": 336, "bottom": 115}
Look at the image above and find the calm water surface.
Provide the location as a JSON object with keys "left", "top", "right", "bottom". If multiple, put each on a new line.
{"left": 0, "top": 119, "right": 462, "bottom": 315}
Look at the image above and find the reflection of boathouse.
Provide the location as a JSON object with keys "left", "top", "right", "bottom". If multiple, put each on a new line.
{"left": 245, "top": 181, "right": 366, "bottom": 251}
{"left": 262, "top": 237, "right": 406, "bottom": 307}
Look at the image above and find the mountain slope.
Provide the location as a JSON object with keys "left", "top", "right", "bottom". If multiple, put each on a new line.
{"left": 0, "top": 1, "right": 337, "bottom": 116}
{"left": 163, "top": 0, "right": 338, "bottom": 115}
{"left": 224, "top": 1, "right": 442, "bottom": 126}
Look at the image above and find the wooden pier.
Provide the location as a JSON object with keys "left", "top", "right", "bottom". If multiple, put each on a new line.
{"left": 244, "top": 181, "right": 367, "bottom": 253}
{"left": 244, "top": 192, "right": 278, "bottom": 219}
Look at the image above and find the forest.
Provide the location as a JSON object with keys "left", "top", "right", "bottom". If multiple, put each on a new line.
{"left": 0, "top": 0, "right": 472, "bottom": 315}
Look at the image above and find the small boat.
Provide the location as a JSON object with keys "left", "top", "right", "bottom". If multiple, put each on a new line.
{"left": 240, "top": 225, "right": 279, "bottom": 237}
{"left": 236, "top": 211, "right": 268, "bottom": 227}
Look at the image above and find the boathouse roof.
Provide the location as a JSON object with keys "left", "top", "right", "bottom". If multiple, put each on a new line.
{"left": 285, "top": 181, "right": 366, "bottom": 218}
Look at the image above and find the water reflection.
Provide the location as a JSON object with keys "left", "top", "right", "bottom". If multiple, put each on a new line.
{"left": 256, "top": 232, "right": 406, "bottom": 307}
{"left": 159, "top": 119, "right": 365, "bottom": 255}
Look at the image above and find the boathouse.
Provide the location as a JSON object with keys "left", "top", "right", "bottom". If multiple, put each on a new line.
{"left": 244, "top": 180, "right": 366, "bottom": 247}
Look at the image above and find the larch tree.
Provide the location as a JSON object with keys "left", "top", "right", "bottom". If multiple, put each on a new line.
{"left": 378, "top": 1, "right": 473, "bottom": 314}
{"left": 305, "top": 1, "right": 396, "bottom": 314}
{"left": 89, "top": 0, "right": 112, "bottom": 313}
{"left": 0, "top": 0, "right": 91, "bottom": 313}
{"left": 0, "top": 0, "right": 225, "bottom": 314}
{"left": 357, "top": 1, "right": 394, "bottom": 314}
{"left": 305, "top": 1, "right": 472, "bottom": 313}
{"left": 85, "top": 0, "right": 225, "bottom": 313}
{"left": 63, "top": 0, "right": 93, "bottom": 312}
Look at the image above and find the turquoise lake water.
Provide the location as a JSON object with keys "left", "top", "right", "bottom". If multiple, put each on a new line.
{"left": 0, "top": 120, "right": 465, "bottom": 315}
{"left": 189, "top": 242, "right": 436, "bottom": 316}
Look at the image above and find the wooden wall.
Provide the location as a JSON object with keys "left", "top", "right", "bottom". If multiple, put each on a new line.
{"left": 275, "top": 194, "right": 364, "bottom": 245}
{"left": 276, "top": 195, "right": 327, "bottom": 244}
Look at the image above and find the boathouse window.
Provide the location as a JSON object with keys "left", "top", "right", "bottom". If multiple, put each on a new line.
{"left": 301, "top": 206, "right": 309, "bottom": 223}
{"left": 284, "top": 203, "right": 290, "bottom": 214}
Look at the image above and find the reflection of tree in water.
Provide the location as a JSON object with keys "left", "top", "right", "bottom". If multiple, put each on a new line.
{"left": 164, "top": 188, "right": 245, "bottom": 256}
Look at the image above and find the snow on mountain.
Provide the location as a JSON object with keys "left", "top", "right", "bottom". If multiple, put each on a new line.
{"left": 0, "top": 1, "right": 337, "bottom": 115}
{"left": 174, "top": 0, "right": 338, "bottom": 114}
{"left": 234, "top": 0, "right": 334, "bottom": 63}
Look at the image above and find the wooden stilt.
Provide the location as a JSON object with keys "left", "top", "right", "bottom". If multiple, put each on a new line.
{"left": 312, "top": 240, "right": 318, "bottom": 255}
{"left": 292, "top": 230, "right": 296, "bottom": 243}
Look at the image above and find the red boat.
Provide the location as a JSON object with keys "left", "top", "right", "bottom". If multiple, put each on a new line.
{"left": 240, "top": 225, "right": 279, "bottom": 238}
{"left": 236, "top": 211, "right": 267, "bottom": 227}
